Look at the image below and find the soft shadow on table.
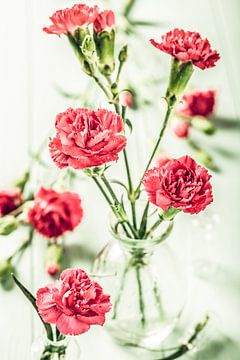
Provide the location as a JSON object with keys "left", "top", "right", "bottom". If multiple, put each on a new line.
{"left": 193, "top": 335, "right": 239, "bottom": 360}
{"left": 63, "top": 243, "right": 96, "bottom": 268}
{"left": 211, "top": 116, "right": 240, "bottom": 129}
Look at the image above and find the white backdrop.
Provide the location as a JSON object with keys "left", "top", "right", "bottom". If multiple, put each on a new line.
{"left": 0, "top": 0, "right": 240, "bottom": 359}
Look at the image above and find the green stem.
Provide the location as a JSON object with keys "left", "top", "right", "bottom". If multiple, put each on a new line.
{"left": 123, "top": 149, "right": 137, "bottom": 229}
{"left": 135, "top": 104, "right": 174, "bottom": 193}
{"left": 92, "top": 177, "right": 132, "bottom": 238}
{"left": 136, "top": 266, "right": 146, "bottom": 327}
{"left": 116, "top": 61, "right": 124, "bottom": 84}
{"left": 101, "top": 174, "right": 120, "bottom": 205}
{"left": 93, "top": 76, "right": 112, "bottom": 99}
{"left": 8, "top": 227, "right": 34, "bottom": 262}
{"left": 101, "top": 174, "right": 138, "bottom": 238}
{"left": 144, "top": 218, "right": 163, "bottom": 239}
{"left": 112, "top": 264, "right": 130, "bottom": 320}
{"left": 122, "top": 0, "right": 137, "bottom": 17}
{"left": 153, "top": 280, "right": 165, "bottom": 320}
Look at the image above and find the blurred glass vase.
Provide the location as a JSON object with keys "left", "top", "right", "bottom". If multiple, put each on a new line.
{"left": 31, "top": 335, "right": 80, "bottom": 360}
{"left": 93, "top": 212, "right": 186, "bottom": 349}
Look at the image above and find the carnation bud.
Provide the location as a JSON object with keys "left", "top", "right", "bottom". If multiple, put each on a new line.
{"left": 14, "top": 171, "right": 30, "bottom": 193}
{"left": 191, "top": 116, "right": 216, "bottom": 135}
{"left": 45, "top": 243, "right": 64, "bottom": 277}
{"left": 119, "top": 91, "right": 134, "bottom": 108}
{"left": 172, "top": 118, "right": 189, "bottom": 138}
{"left": 166, "top": 58, "right": 194, "bottom": 105}
{"left": 118, "top": 44, "right": 128, "bottom": 63}
{"left": 94, "top": 30, "right": 115, "bottom": 75}
{"left": 0, "top": 260, "right": 14, "bottom": 283}
{"left": 0, "top": 216, "right": 18, "bottom": 235}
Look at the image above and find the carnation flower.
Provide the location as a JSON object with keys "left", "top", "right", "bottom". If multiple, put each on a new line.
{"left": 150, "top": 29, "right": 220, "bottom": 70}
{"left": 94, "top": 10, "right": 115, "bottom": 33}
{"left": 0, "top": 189, "right": 23, "bottom": 217}
{"left": 49, "top": 108, "right": 126, "bottom": 170}
{"left": 43, "top": 4, "right": 99, "bottom": 36}
{"left": 28, "top": 187, "right": 83, "bottom": 238}
{"left": 36, "top": 268, "right": 111, "bottom": 335}
{"left": 178, "top": 89, "right": 216, "bottom": 117}
{"left": 172, "top": 119, "right": 189, "bottom": 138}
{"left": 143, "top": 156, "right": 213, "bottom": 214}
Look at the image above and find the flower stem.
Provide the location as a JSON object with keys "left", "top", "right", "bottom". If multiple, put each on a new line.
{"left": 112, "top": 264, "right": 130, "bottom": 320}
{"left": 135, "top": 103, "right": 174, "bottom": 193}
{"left": 101, "top": 174, "right": 138, "bottom": 238}
{"left": 8, "top": 227, "right": 34, "bottom": 262}
{"left": 93, "top": 76, "right": 112, "bottom": 99}
{"left": 123, "top": 149, "right": 137, "bottom": 229}
{"left": 136, "top": 266, "right": 146, "bottom": 327}
{"left": 144, "top": 218, "right": 163, "bottom": 239}
{"left": 92, "top": 177, "right": 132, "bottom": 238}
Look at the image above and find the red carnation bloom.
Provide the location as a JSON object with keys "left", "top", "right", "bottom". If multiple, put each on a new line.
{"left": 28, "top": 187, "right": 83, "bottom": 238}
{"left": 36, "top": 268, "right": 111, "bottom": 335}
{"left": 0, "top": 189, "right": 23, "bottom": 216}
{"left": 49, "top": 108, "right": 126, "bottom": 170}
{"left": 150, "top": 28, "right": 220, "bottom": 70}
{"left": 178, "top": 89, "right": 216, "bottom": 117}
{"left": 43, "top": 4, "right": 99, "bottom": 36}
{"left": 143, "top": 156, "right": 213, "bottom": 214}
{"left": 94, "top": 10, "right": 115, "bottom": 33}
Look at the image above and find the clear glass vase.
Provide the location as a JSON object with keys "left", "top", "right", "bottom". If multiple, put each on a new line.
{"left": 93, "top": 213, "right": 186, "bottom": 349}
{"left": 31, "top": 335, "right": 81, "bottom": 360}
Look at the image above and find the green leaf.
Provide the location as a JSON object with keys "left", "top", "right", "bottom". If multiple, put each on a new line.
{"left": 110, "top": 179, "right": 129, "bottom": 192}
{"left": 125, "top": 118, "right": 133, "bottom": 133}
{"left": 12, "top": 274, "right": 54, "bottom": 340}
{"left": 138, "top": 202, "right": 149, "bottom": 238}
{"left": 160, "top": 221, "right": 174, "bottom": 242}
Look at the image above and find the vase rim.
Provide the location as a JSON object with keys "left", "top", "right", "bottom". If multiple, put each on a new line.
{"left": 110, "top": 224, "right": 173, "bottom": 249}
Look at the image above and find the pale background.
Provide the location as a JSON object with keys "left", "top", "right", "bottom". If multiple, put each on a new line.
{"left": 0, "top": 0, "right": 240, "bottom": 359}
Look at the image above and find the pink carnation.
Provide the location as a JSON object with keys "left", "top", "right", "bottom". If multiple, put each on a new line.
{"left": 36, "top": 268, "right": 111, "bottom": 335}
{"left": 43, "top": 4, "right": 99, "bottom": 36}
{"left": 0, "top": 188, "right": 23, "bottom": 216}
{"left": 49, "top": 108, "right": 126, "bottom": 170}
{"left": 178, "top": 89, "right": 216, "bottom": 117}
{"left": 150, "top": 29, "right": 220, "bottom": 70}
{"left": 172, "top": 119, "right": 189, "bottom": 138}
{"left": 94, "top": 10, "right": 115, "bottom": 33}
{"left": 28, "top": 187, "right": 83, "bottom": 238}
{"left": 143, "top": 156, "right": 213, "bottom": 214}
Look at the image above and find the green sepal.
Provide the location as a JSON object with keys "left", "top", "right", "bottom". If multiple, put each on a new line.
{"left": 191, "top": 116, "right": 216, "bottom": 135}
{"left": 94, "top": 29, "right": 115, "bottom": 75}
{"left": 166, "top": 58, "right": 194, "bottom": 104}
{"left": 159, "top": 207, "right": 181, "bottom": 221}
{"left": 67, "top": 32, "right": 93, "bottom": 76}
{"left": 0, "top": 215, "right": 18, "bottom": 235}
